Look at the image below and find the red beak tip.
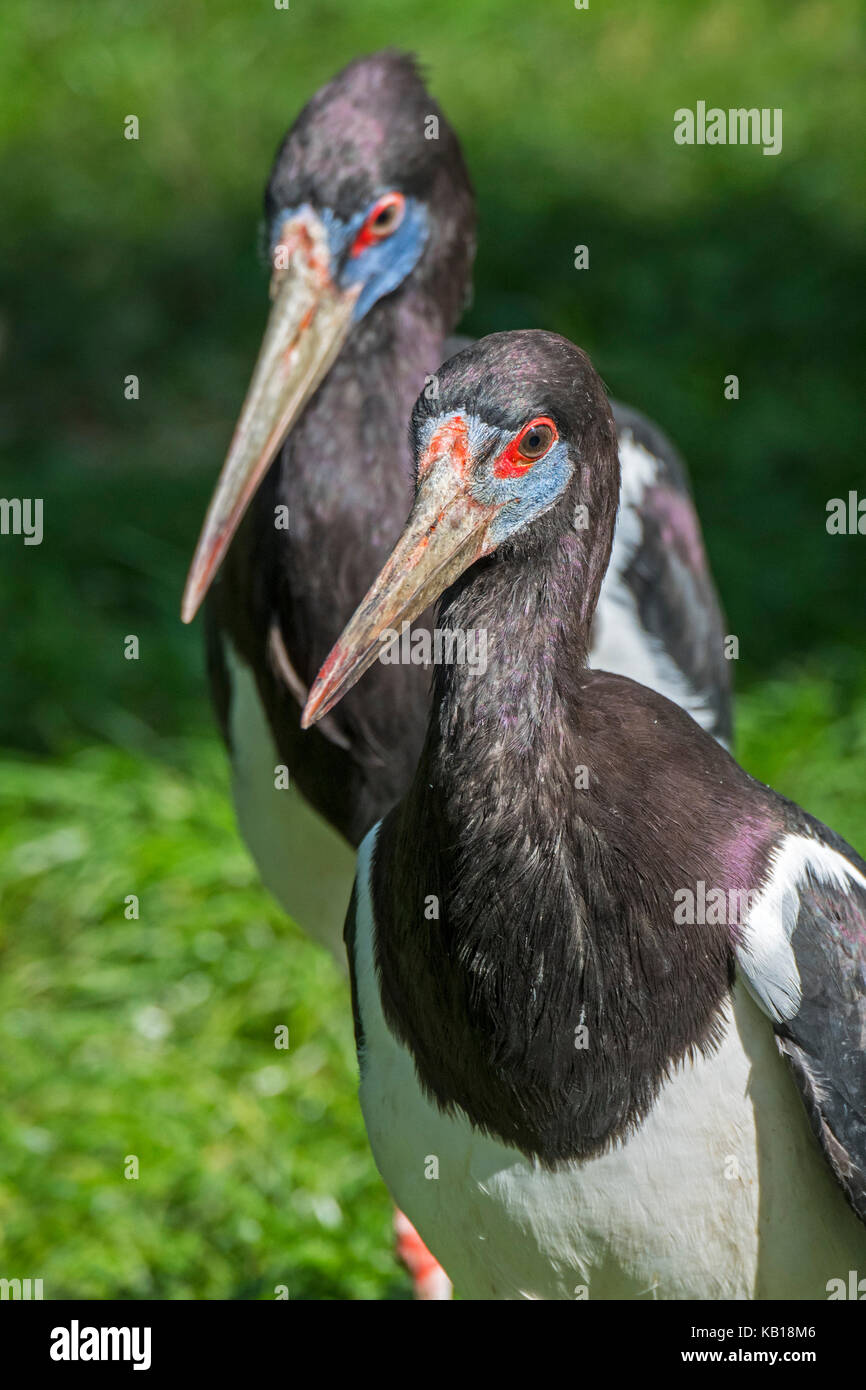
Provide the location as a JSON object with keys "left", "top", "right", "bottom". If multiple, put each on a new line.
{"left": 299, "top": 690, "right": 317, "bottom": 729}
{"left": 301, "top": 682, "right": 331, "bottom": 729}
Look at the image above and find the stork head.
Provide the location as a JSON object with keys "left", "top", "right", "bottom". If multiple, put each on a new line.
{"left": 302, "top": 331, "right": 620, "bottom": 728}
{"left": 182, "top": 50, "right": 475, "bottom": 623}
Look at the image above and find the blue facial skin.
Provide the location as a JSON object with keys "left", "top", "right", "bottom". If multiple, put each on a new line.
{"left": 271, "top": 197, "right": 430, "bottom": 323}
{"left": 414, "top": 411, "right": 574, "bottom": 546}
{"left": 485, "top": 439, "right": 574, "bottom": 546}
{"left": 447, "top": 414, "right": 573, "bottom": 546}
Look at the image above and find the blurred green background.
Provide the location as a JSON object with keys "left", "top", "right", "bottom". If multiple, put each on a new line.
{"left": 0, "top": 0, "right": 864, "bottom": 1298}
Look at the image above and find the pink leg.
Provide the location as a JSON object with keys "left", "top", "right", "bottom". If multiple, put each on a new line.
{"left": 393, "top": 1209, "right": 453, "bottom": 1300}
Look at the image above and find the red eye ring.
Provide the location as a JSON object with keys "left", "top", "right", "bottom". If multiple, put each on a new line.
{"left": 351, "top": 192, "right": 406, "bottom": 257}
{"left": 493, "top": 417, "right": 558, "bottom": 478}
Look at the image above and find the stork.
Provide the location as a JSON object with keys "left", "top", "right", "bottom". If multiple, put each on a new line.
{"left": 303, "top": 330, "right": 866, "bottom": 1300}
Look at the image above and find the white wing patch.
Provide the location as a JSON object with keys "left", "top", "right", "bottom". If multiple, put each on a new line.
{"left": 590, "top": 432, "right": 723, "bottom": 743}
{"left": 738, "top": 833, "right": 866, "bottom": 1024}
{"left": 607, "top": 430, "right": 659, "bottom": 577}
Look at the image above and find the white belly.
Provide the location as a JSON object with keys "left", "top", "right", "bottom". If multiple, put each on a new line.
{"left": 224, "top": 640, "right": 355, "bottom": 966}
{"left": 353, "top": 825, "right": 866, "bottom": 1300}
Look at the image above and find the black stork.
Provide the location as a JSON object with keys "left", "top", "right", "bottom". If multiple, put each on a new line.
{"left": 181, "top": 51, "right": 732, "bottom": 968}
{"left": 302, "top": 330, "right": 866, "bottom": 1300}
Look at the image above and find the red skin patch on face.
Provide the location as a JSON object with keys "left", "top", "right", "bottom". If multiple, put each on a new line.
{"left": 417, "top": 416, "right": 470, "bottom": 479}
{"left": 351, "top": 222, "right": 378, "bottom": 258}
{"left": 493, "top": 417, "right": 558, "bottom": 479}
{"left": 270, "top": 218, "right": 344, "bottom": 368}
{"left": 272, "top": 220, "right": 333, "bottom": 290}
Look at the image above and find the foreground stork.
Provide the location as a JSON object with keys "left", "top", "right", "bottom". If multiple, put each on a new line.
{"left": 182, "top": 51, "right": 731, "bottom": 967}
{"left": 303, "top": 331, "right": 866, "bottom": 1300}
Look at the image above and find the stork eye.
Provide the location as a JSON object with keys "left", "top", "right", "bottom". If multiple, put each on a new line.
{"left": 516, "top": 418, "right": 557, "bottom": 461}
{"left": 350, "top": 193, "right": 406, "bottom": 259}
{"left": 370, "top": 194, "right": 404, "bottom": 234}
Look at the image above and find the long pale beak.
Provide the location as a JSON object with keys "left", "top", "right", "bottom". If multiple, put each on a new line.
{"left": 181, "top": 211, "right": 360, "bottom": 623}
{"left": 301, "top": 454, "right": 497, "bottom": 729}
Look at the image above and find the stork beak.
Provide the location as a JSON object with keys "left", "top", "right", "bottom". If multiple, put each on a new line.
{"left": 302, "top": 451, "right": 496, "bottom": 729}
{"left": 181, "top": 211, "right": 360, "bottom": 623}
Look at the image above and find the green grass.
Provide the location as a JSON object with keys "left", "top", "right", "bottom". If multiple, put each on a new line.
{"left": 1, "top": 0, "right": 864, "bottom": 1298}
{"left": 0, "top": 741, "right": 404, "bottom": 1299}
